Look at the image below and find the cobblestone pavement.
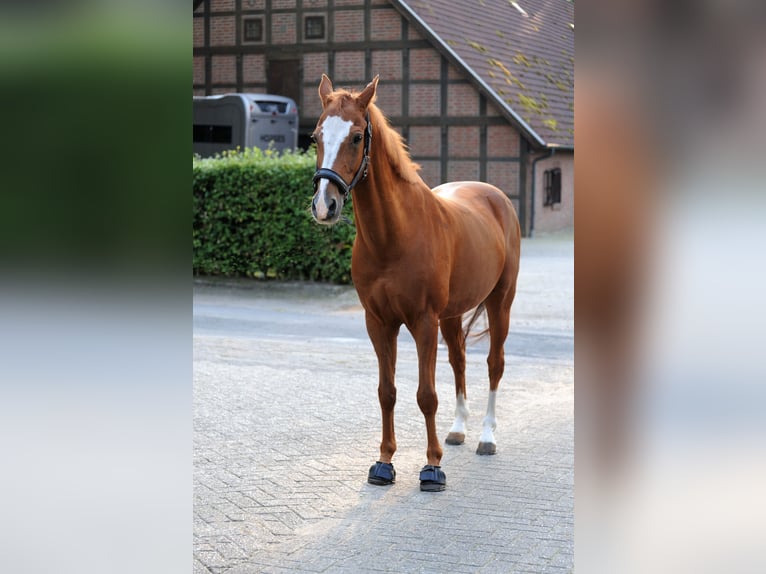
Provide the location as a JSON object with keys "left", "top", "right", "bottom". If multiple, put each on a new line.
{"left": 194, "top": 236, "right": 573, "bottom": 573}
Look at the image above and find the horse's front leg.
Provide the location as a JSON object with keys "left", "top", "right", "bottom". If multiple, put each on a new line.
{"left": 365, "top": 312, "right": 399, "bottom": 486}
{"left": 412, "top": 314, "right": 447, "bottom": 491}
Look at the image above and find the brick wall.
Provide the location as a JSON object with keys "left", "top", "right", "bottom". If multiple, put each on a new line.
{"left": 409, "top": 84, "right": 440, "bottom": 116}
{"left": 410, "top": 49, "right": 440, "bottom": 80}
{"left": 303, "top": 52, "right": 328, "bottom": 83}
{"left": 272, "top": 13, "right": 297, "bottom": 44}
{"left": 447, "top": 63, "right": 464, "bottom": 80}
{"left": 408, "top": 126, "right": 441, "bottom": 157}
{"left": 193, "top": 56, "right": 205, "bottom": 86}
{"left": 448, "top": 127, "right": 480, "bottom": 158}
{"left": 302, "top": 86, "right": 323, "bottom": 118}
{"left": 334, "top": 51, "right": 365, "bottom": 84}
{"left": 334, "top": 10, "right": 364, "bottom": 43}
{"left": 193, "top": 17, "right": 204, "bottom": 48}
{"left": 448, "top": 161, "right": 480, "bottom": 182}
{"left": 487, "top": 161, "right": 520, "bottom": 197}
{"left": 370, "top": 8, "right": 401, "bottom": 41}
{"left": 242, "top": 54, "right": 265, "bottom": 84}
{"left": 371, "top": 51, "right": 402, "bottom": 81}
{"left": 417, "top": 161, "right": 441, "bottom": 188}
{"left": 210, "top": 16, "right": 235, "bottom": 46}
{"left": 374, "top": 82, "right": 402, "bottom": 117}
{"left": 408, "top": 23, "right": 424, "bottom": 40}
{"left": 486, "top": 101, "right": 502, "bottom": 117}
{"left": 487, "top": 125, "right": 520, "bottom": 157}
{"left": 211, "top": 55, "right": 236, "bottom": 84}
{"left": 447, "top": 83, "right": 479, "bottom": 116}
{"left": 211, "top": 0, "right": 235, "bottom": 12}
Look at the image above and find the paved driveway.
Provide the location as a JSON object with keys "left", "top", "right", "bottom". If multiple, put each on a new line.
{"left": 194, "top": 236, "right": 573, "bottom": 573}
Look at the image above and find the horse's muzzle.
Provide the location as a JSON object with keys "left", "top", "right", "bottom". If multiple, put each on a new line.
{"left": 311, "top": 194, "right": 338, "bottom": 222}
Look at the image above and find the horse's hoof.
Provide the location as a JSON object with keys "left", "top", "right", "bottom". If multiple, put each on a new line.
{"left": 445, "top": 432, "right": 465, "bottom": 445}
{"left": 476, "top": 442, "right": 497, "bottom": 455}
{"left": 368, "top": 461, "right": 396, "bottom": 486}
{"left": 419, "top": 465, "right": 446, "bottom": 492}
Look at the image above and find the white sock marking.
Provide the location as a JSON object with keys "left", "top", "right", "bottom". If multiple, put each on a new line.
{"left": 449, "top": 392, "right": 470, "bottom": 435}
{"left": 479, "top": 390, "right": 497, "bottom": 445}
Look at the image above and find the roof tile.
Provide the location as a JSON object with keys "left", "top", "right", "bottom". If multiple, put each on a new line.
{"left": 393, "top": 0, "right": 574, "bottom": 148}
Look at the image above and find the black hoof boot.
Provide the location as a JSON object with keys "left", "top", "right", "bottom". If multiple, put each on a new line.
{"left": 419, "top": 464, "right": 446, "bottom": 492}
{"left": 368, "top": 461, "right": 396, "bottom": 486}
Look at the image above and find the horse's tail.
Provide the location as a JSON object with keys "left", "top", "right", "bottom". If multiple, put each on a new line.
{"left": 463, "top": 303, "right": 490, "bottom": 342}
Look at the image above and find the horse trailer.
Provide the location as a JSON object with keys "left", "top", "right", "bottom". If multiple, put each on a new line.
{"left": 193, "top": 93, "right": 298, "bottom": 157}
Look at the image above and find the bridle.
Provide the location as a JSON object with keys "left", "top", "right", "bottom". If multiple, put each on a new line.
{"left": 312, "top": 112, "right": 372, "bottom": 201}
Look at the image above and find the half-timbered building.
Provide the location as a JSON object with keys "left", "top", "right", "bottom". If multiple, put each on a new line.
{"left": 193, "top": 0, "right": 574, "bottom": 235}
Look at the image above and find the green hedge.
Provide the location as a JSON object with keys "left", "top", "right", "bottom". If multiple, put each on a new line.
{"left": 193, "top": 148, "right": 355, "bottom": 283}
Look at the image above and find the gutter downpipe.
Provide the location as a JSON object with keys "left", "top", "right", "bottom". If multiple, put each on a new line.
{"left": 529, "top": 147, "right": 556, "bottom": 238}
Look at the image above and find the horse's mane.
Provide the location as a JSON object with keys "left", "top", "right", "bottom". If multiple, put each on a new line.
{"left": 329, "top": 89, "right": 423, "bottom": 186}
{"left": 366, "top": 102, "right": 423, "bottom": 185}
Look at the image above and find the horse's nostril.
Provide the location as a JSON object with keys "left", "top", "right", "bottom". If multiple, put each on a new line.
{"left": 327, "top": 198, "right": 337, "bottom": 218}
{"left": 311, "top": 198, "right": 318, "bottom": 217}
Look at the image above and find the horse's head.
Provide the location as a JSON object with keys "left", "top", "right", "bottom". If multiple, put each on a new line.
{"left": 311, "top": 74, "right": 378, "bottom": 225}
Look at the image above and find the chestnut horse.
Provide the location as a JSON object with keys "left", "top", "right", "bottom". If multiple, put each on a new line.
{"left": 311, "top": 75, "right": 520, "bottom": 491}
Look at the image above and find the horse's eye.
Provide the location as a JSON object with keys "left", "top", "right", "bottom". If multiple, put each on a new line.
{"left": 353, "top": 133, "right": 363, "bottom": 144}
{"left": 310, "top": 133, "right": 317, "bottom": 143}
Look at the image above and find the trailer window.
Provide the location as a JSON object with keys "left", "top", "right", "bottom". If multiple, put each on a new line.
{"left": 193, "top": 124, "right": 233, "bottom": 144}
{"left": 255, "top": 101, "right": 287, "bottom": 114}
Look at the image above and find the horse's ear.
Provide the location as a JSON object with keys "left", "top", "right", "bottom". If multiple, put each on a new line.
{"left": 318, "top": 74, "right": 333, "bottom": 109}
{"left": 356, "top": 75, "right": 379, "bottom": 110}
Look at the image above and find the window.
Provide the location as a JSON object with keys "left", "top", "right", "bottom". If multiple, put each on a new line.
{"left": 243, "top": 17, "right": 263, "bottom": 43}
{"left": 194, "top": 124, "right": 232, "bottom": 144}
{"left": 254, "top": 100, "right": 287, "bottom": 113}
{"left": 304, "top": 16, "right": 325, "bottom": 40}
{"left": 543, "top": 168, "right": 562, "bottom": 206}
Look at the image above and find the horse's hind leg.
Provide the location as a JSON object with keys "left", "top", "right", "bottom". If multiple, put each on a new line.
{"left": 441, "top": 316, "right": 469, "bottom": 445}
{"left": 477, "top": 279, "right": 517, "bottom": 455}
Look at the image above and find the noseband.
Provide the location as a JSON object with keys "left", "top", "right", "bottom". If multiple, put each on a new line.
{"left": 312, "top": 112, "right": 372, "bottom": 200}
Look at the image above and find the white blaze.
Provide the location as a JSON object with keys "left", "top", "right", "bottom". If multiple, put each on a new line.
{"left": 314, "top": 115, "right": 353, "bottom": 218}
